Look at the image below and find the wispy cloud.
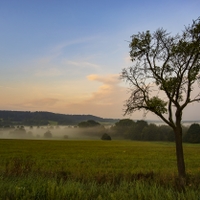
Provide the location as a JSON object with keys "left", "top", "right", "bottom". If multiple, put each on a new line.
{"left": 28, "top": 53, "right": 64, "bottom": 77}
{"left": 52, "top": 36, "right": 99, "bottom": 54}
{"left": 30, "top": 36, "right": 101, "bottom": 77}
{"left": 60, "top": 74, "right": 127, "bottom": 117}
{"left": 86, "top": 74, "right": 124, "bottom": 105}
{"left": 87, "top": 74, "right": 120, "bottom": 84}
{"left": 35, "top": 67, "right": 62, "bottom": 77}
{"left": 64, "top": 60, "right": 101, "bottom": 70}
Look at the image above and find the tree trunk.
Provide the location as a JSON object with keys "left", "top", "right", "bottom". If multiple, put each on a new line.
{"left": 174, "top": 126, "right": 186, "bottom": 188}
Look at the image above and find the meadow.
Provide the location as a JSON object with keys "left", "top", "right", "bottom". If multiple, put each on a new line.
{"left": 0, "top": 139, "right": 200, "bottom": 199}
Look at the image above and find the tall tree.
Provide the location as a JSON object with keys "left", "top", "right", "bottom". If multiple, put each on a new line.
{"left": 121, "top": 17, "right": 200, "bottom": 184}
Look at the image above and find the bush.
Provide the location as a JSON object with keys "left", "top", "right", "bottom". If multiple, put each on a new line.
{"left": 44, "top": 130, "right": 52, "bottom": 138}
{"left": 101, "top": 133, "right": 111, "bottom": 140}
{"left": 63, "top": 135, "right": 69, "bottom": 139}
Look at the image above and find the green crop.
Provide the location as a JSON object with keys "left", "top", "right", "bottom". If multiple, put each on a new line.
{"left": 0, "top": 139, "right": 200, "bottom": 199}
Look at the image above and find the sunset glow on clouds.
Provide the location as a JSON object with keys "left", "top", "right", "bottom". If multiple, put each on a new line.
{"left": 0, "top": 73, "right": 128, "bottom": 118}
{"left": 0, "top": 0, "right": 200, "bottom": 120}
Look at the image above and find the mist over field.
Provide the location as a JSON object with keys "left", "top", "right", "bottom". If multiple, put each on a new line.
{"left": 0, "top": 125, "right": 107, "bottom": 140}
{"left": 0, "top": 120, "right": 199, "bottom": 141}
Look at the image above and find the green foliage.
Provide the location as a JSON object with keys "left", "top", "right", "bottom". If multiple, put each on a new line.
{"left": 101, "top": 133, "right": 111, "bottom": 140}
{"left": 147, "top": 97, "right": 167, "bottom": 114}
{"left": 44, "top": 130, "right": 52, "bottom": 138}
{"left": 115, "top": 119, "right": 134, "bottom": 127}
{"left": 77, "top": 120, "right": 105, "bottom": 137}
{"left": 130, "top": 120, "right": 148, "bottom": 140}
{"left": 122, "top": 17, "right": 200, "bottom": 130}
{"left": 78, "top": 120, "right": 101, "bottom": 128}
{"left": 111, "top": 119, "right": 135, "bottom": 138}
{"left": 110, "top": 120, "right": 177, "bottom": 142}
{"left": 184, "top": 123, "right": 200, "bottom": 143}
{"left": 48, "top": 120, "right": 58, "bottom": 125}
{"left": 158, "top": 125, "right": 175, "bottom": 141}
{"left": 141, "top": 124, "right": 160, "bottom": 141}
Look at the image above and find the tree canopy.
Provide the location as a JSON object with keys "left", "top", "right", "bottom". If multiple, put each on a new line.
{"left": 121, "top": 18, "right": 200, "bottom": 126}
{"left": 121, "top": 17, "right": 200, "bottom": 183}
{"left": 78, "top": 120, "right": 101, "bottom": 128}
{"left": 101, "top": 133, "right": 112, "bottom": 140}
{"left": 184, "top": 123, "right": 200, "bottom": 143}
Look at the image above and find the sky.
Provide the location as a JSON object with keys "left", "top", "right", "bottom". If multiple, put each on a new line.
{"left": 0, "top": 0, "right": 200, "bottom": 120}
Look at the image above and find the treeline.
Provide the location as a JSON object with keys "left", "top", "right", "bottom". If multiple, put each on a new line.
{"left": 1, "top": 114, "right": 200, "bottom": 143}
{"left": 77, "top": 120, "right": 106, "bottom": 138}
{"left": 0, "top": 120, "right": 107, "bottom": 140}
{"left": 76, "top": 119, "right": 200, "bottom": 143}
{"left": 0, "top": 110, "right": 118, "bottom": 126}
{"left": 109, "top": 119, "right": 175, "bottom": 141}
{"left": 108, "top": 119, "right": 200, "bottom": 143}
{"left": 0, "top": 125, "right": 68, "bottom": 139}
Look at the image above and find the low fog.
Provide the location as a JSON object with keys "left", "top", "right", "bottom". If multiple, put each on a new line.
{"left": 0, "top": 125, "right": 108, "bottom": 140}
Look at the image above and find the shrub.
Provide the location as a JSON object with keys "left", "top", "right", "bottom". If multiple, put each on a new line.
{"left": 63, "top": 135, "right": 69, "bottom": 139}
{"left": 101, "top": 133, "right": 111, "bottom": 140}
{"left": 44, "top": 130, "right": 52, "bottom": 138}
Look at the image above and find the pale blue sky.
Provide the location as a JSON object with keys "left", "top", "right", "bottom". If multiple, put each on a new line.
{"left": 0, "top": 0, "right": 200, "bottom": 119}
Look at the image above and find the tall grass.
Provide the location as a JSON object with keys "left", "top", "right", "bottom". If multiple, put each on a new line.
{"left": 0, "top": 139, "right": 200, "bottom": 199}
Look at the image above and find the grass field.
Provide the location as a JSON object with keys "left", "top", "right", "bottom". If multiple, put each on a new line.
{"left": 0, "top": 139, "right": 200, "bottom": 199}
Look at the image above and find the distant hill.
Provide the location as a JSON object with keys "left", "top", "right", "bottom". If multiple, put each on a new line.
{"left": 0, "top": 110, "right": 119, "bottom": 126}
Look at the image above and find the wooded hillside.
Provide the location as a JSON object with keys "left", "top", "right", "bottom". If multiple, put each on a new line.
{"left": 0, "top": 110, "right": 118, "bottom": 126}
